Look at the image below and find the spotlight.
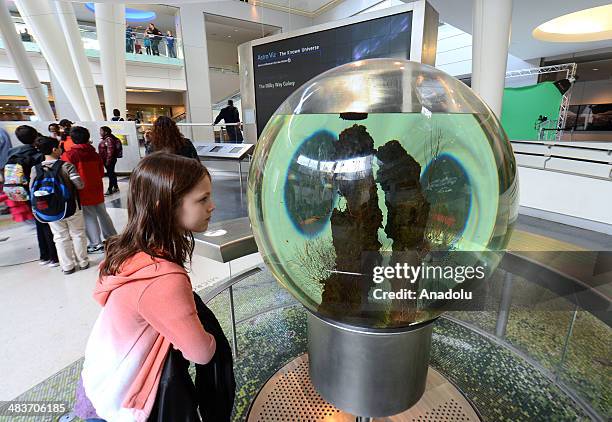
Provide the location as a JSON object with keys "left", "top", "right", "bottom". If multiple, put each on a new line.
{"left": 553, "top": 78, "right": 572, "bottom": 94}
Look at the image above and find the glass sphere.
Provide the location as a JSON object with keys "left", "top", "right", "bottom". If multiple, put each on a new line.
{"left": 248, "top": 59, "right": 518, "bottom": 329}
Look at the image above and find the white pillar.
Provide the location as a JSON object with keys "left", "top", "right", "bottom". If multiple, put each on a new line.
{"left": 50, "top": 70, "right": 79, "bottom": 122}
{"left": 54, "top": 1, "right": 104, "bottom": 121}
{"left": 0, "top": 0, "right": 54, "bottom": 120}
{"left": 15, "top": 0, "right": 91, "bottom": 121}
{"left": 94, "top": 3, "right": 126, "bottom": 121}
{"left": 180, "top": 4, "right": 214, "bottom": 141}
{"left": 471, "top": 0, "right": 512, "bottom": 117}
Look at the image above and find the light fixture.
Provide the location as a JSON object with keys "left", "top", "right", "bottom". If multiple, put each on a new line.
{"left": 84, "top": 3, "right": 157, "bottom": 22}
{"left": 533, "top": 4, "right": 612, "bottom": 42}
{"left": 592, "top": 68, "right": 599, "bottom": 71}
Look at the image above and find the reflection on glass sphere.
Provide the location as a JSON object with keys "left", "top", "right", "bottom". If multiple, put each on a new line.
{"left": 248, "top": 59, "right": 518, "bottom": 329}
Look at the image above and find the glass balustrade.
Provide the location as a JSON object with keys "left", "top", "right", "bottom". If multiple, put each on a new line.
{"left": 2, "top": 18, "right": 184, "bottom": 65}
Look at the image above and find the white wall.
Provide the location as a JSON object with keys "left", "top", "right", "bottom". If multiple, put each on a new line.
{"left": 181, "top": 1, "right": 312, "bottom": 33}
{"left": 313, "top": 0, "right": 381, "bottom": 23}
{"left": 209, "top": 68, "right": 239, "bottom": 104}
{"left": 207, "top": 40, "right": 239, "bottom": 68}
{"left": 518, "top": 166, "right": 612, "bottom": 234}
{"left": 436, "top": 23, "right": 539, "bottom": 84}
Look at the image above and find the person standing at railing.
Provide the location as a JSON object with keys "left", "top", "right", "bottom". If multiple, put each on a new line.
{"left": 146, "top": 23, "right": 163, "bottom": 56}
{"left": 125, "top": 26, "right": 135, "bottom": 54}
{"left": 143, "top": 32, "right": 152, "bottom": 55}
{"left": 214, "top": 100, "right": 243, "bottom": 143}
{"left": 165, "top": 30, "right": 176, "bottom": 58}
{"left": 20, "top": 28, "right": 32, "bottom": 42}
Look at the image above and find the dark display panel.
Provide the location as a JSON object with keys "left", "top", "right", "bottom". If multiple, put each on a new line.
{"left": 252, "top": 12, "right": 413, "bottom": 136}
{"left": 565, "top": 104, "right": 612, "bottom": 131}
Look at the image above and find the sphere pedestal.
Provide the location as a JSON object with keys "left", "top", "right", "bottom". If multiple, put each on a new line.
{"left": 307, "top": 312, "right": 434, "bottom": 418}
{"left": 247, "top": 354, "right": 481, "bottom": 421}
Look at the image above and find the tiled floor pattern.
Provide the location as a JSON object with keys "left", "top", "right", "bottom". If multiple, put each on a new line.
{"left": 2, "top": 270, "right": 595, "bottom": 422}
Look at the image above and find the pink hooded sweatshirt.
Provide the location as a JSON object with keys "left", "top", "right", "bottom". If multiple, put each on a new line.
{"left": 81, "top": 252, "right": 216, "bottom": 422}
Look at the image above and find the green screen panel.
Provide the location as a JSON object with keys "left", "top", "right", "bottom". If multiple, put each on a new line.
{"left": 501, "top": 82, "right": 563, "bottom": 140}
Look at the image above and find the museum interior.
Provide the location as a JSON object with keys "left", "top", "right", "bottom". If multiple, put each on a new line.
{"left": 0, "top": 0, "right": 610, "bottom": 421}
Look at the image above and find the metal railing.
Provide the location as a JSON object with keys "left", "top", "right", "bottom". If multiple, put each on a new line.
{"left": 137, "top": 122, "right": 242, "bottom": 143}
{"left": 11, "top": 17, "right": 184, "bottom": 62}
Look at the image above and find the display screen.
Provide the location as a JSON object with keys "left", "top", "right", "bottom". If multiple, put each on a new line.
{"left": 230, "top": 147, "right": 243, "bottom": 153}
{"left": 252, "top": 12, "right": 413, "bottom": 136}
{"left": 210, "top": 146, "right": 223, "bottom": 152}
{"left": 573, "top": 104, "right": 612, "bottom": 131}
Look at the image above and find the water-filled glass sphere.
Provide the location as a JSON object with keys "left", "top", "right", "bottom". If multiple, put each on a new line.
{"left": 248, "top": 59, "right": 518, "bottom": 329}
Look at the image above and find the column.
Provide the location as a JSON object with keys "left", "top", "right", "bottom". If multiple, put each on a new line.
{"left": 0, "top": 0, "right": 54, "bottom": 120}
{"left": 50, "top": 70, "right": 78, "bottom": 122}
{"left": 94, "top": 3, "right": 126, "bottom": 121}
{"left": 471, "top": 0, "right": 512, "bottom": 117}
{"left": 15, "top": 0, "right": 90, "bottom": 120}
{"left": 54, "top": 1, "right": 104, "bottom": 121}
{"left": 179, "top": 4, "right": 214, "bottom": 141}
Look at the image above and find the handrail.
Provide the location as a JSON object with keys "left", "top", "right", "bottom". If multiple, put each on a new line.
{"left": 136, "top": 122, "right": 241, "bottom": 127}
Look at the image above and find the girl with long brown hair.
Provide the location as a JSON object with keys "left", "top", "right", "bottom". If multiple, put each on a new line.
{"left": 79, "top": 152, "right": 216, "bottom": 421}
{"left": 147, "top": 116, "right": 199, "bottom": 160}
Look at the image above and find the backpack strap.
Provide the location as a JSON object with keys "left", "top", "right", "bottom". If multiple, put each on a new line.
{"left": 55, "top": 160, "right": 82, "bottom": 210}
{"left": 33, "top": 163, "right": 44, "bottom": 185}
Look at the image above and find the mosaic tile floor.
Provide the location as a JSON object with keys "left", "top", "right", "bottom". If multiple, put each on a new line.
{"left": 3, "top": 270, "right": 600, "bottom": 422}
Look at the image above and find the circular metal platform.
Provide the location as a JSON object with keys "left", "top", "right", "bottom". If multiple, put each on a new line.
{"left": 247, "top": 354, "right": 481, "bottom": 422}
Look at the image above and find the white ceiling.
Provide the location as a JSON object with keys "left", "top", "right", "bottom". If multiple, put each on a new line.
{"left": 204, "top": 13, "right": 279, "bottom": 44}
{"left": 428, "top": 0, "right": 612, "bottom": 60}
{"left": 249, "top": 0, "right": 340, "bottom": 16}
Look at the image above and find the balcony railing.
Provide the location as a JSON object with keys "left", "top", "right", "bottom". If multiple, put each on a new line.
{"left": 5, "top": 18, "right": 184, "bottom": 66}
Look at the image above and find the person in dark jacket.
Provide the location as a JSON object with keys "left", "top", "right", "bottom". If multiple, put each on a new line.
{"left": 213, "top": 100, "right": 243, "bottom": 143}
{"left": 98, "top": 126, "right": 121, "bottom": 195}
{"left": 147, "top": 116, "right": 199, "bottom": 160}
{"left": 146, "top": 23, "right": 163, "bottom": 56}
{"left": 110, "top": 108, "right": 124, "bottom": 122}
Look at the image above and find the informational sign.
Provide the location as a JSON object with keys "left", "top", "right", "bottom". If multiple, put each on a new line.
{"left": 195, "top": 143, "right": 254, "bottom": 160}
{"left": 252, "top": 11, "right": 413, "bottom": 136}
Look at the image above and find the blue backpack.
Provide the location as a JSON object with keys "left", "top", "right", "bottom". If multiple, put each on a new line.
{"left": 30, "top": 160, "right": 78, "bottom": 223}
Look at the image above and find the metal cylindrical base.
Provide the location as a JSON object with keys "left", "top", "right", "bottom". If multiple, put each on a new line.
{"left": 308, "top": 313, "right": 434, "bottom": 418}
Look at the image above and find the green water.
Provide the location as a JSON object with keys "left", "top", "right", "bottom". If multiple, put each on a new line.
{"left": 248, "top": 112, "right": 518, "bottom": 329}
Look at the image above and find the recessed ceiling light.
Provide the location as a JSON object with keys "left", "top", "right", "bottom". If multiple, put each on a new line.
{"left": 234, "top": 29, "right": 239, "bottom": 32}
{"left": 533, "top": 4, "right": 612, "bottom": 42}
{"left": 592, "top": 68, "right": 599, "bottom": 71}
{"left": 228, "top": 35, "right": 232, "bottom": 38}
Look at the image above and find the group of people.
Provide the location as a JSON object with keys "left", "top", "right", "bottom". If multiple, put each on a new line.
{"left": 126, "top": 23, "right": 176, "bottom": 58}
{"left": 0, "top": 121, "right": 123, "bottom": 273}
